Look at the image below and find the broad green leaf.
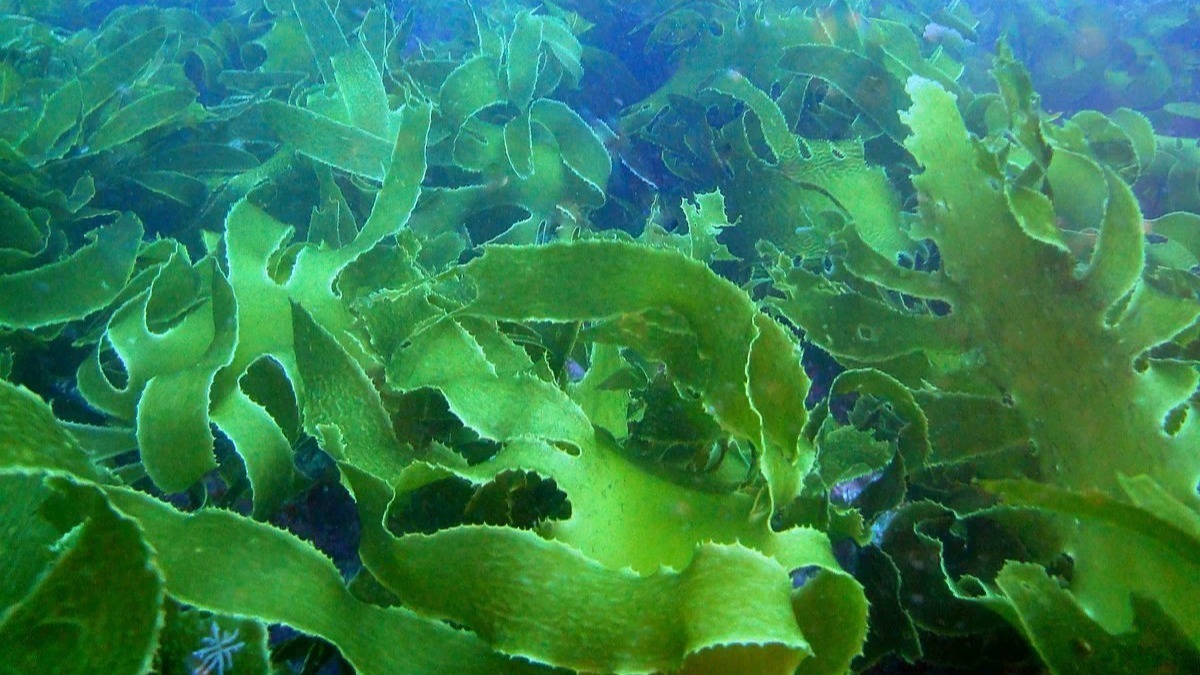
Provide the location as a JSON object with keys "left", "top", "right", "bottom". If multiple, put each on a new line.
{"left": 332, "top": 41, "right": 391, "bottom": 139}
{"left": 0, "top": 191, "right": 47, "bottom": 266}
{"left": 194, "top": 102, "right": 429, "bottom": 511}
{"left": 16, "top": 78, "right": 81, "bottom": 162}
{"left": 901, "top": 75, "right": 1200, "bottom": 503}
{"left": 440, "top": 55, "right": 503, "bottom": 129}
{"left": 1066, "top": 111, "right": 1141, "bottom": 182}
{"left": 802, "top": 139, "right": 907, "bottom": 257}
{"left": 152, "top": 143, "right": 260, "bottom": 174}
{"left": 772, "top": 265, "right": 966, "bottom": 362}
{"left": 707, "top": 71, "right": 905, "bottom": 256}
{"left": 461, "top": 240, "right": 810, "bottom": 509}
{"left": 292, "top": 303, "right": 414, "bottom": 480}
{"left": 0, "top": 478, "right": 163, "bottom": 675}
{"left": 504, "top": 108, "right": 535, "bottom": 179}
{"left": 839, "top": 226, "right": 947, "bottom": 300}
{"left": 915, "top": 390, "right": 1029, "bottom": 465}
{"left": 567, "top": 341, "right": 631, "bottom": 438}
{"left": 1164, "top": 102, "right": 1200, "bottom": 120}
{"left": 74, "top": 28, "right": 166, "bottom": 117}
{"left": 89, "top": 88, "right": 197, "bottom": 154}
{"left": 0, "top": 476, "right": 60, "bottom": 611}
{"left": 1081, "top": 168, "right": 1145, "bottom": 311}
{"left": 350, "top": 456, "right": 867, "bottom": 674}
{"left": 529, "top": 99, "right": 610, "bottom": 205}
{"left": 386, "top": 318, "right": 592, "bottom": 446}
{"left": 1108, "top": 108, "right": 1156, "bottom": 172}
{"left": 130, "top": 170, "right": 206, "bottom": 207}
{"left": 679, "top": 190, "right": 737, "bottom": 262}
{"left": 0, "top": 381, "right": 111, "bottom": 484}
{"left": 507, "top": 10, "right": 542, "bottom": 110}
{"left": 985, "top": 478, "right": 1200, "bottom": 648}
{"left": 707, "top": 69, "right": 806, "bottom": 169}
{"left": 1165, "top": 156, "right": 1200, "bottom": 214}
{"left": 209, "top": 385, "right": 296, "bottom": 518}
{"left": 219, "top": 200, "right": 295, "bottom": 382}
{"left": 778, "top": 44, "right": 910, "bottom": 143}
{"left": 135, "top": 261, "right": 237, "bottom": 493}
{"left": 1006, "top": 185, "right": 1066, "bottom": 252}
{"left": 138, "top": 369, "right": 221, "bottom": 492}
{"left": 621, "top": 10, "right": 818, "bottom": 131}
{"left": 351, "top": 101, "right": 431, "bottom": 255}
{"left": 262, "top": 100, "right": 392, "bottom": 180}
{"left": 0, "top": 213, "right": 142, "bottom": 330}
{"left": 20, "top": 28, "right": 167, "bottom": 162}
{"left": 826, "top": 369, "right": 929, "bottom": 471}
{"left": 290, "top": 0, "right": 349, "bottom": 82}
{"left": 363, "top": 521, "right": 810, "bottom": 673}
{"left": 996, "top": 562, "right": 1200, "bottom": 675}
{"left": 539, "top": 16, "right": 583, "bottom": 84}
{"left": 105, "top": 486, "right": 541, "bottom": 674}
{"left": 1046, "top": 148, "right": 1108, "bottom": 232}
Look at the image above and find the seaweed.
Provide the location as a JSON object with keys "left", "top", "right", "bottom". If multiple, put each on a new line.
{"left": 1, "top": 1, "right": 1199, "bottom": 674}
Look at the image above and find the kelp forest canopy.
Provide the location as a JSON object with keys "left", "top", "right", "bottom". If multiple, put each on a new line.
{"left": 1, "top": 0, "right": 1199, "bottom": 673}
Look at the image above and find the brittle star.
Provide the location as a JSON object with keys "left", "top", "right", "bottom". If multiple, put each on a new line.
{"left": 191, "top": 622, "right": 244, "bottom": 675}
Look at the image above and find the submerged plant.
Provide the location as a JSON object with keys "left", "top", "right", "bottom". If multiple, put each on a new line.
{"left": 1, "top": 0, "right": 1199, "bottom": 674}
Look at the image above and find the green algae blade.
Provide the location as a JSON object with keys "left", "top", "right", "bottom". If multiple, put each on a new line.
{"left": 209, "top": 384, "right": 296, "bottom": 519}
{"left": 116, "top": 260, "right": 237, "bottom": 494}
{"left": 0, "top": 476, "right": 163, "bottom": 675}
{"left": 440, "top": 55, "right": 504, "bottom": 129}
{"left": 1080, "top": 168, "right": 1145, "bottom": 311}
{"left": 0, "top": 213, "right": 142, "bottom": 329}
{"left": 262, "top": 100, "right": 392, "bottom": 181}
{"left": 0, "top": 381, "right": 537, "bottom": 674}
{"left": 779, "top": 44, "right": 910, "bottom": 143}
{"left": 707, "top": 70, "right": 905, "bottom": 257}
{"left": 384, "top": 318, "right": 593, "bottom": 448}
{"left": 290, "top": 0, "right": 349, "bottom": 82}
{"left": 0, "top": 381, "right": 112, "bottom": 484}
{"left": 985, "top": 478, "right": 1200, "bottom": 657}
{"left": 89, "top": 88, "right": 197, "bottom": 154}
{"left": 292, "top": 303, "right": 414, "bottom": 479}
{"left": 995, "top": 561, "right": 1200, "bottom": 675}
{"left": 106, "top": 487, "right": 542, "bottom": 674}
{"left": 350, "top": 462, "right": 867, "bottom": 675}
{"left": 20, "top": 28, "right": 167, "bottom": 163}
{"left": 361, "top": 518, "right": 811, "bottom": 673}
{"left": 529, "top": 99, "right": 611, "bottom": 205}
{"left": 0, "top": 385, "right": 161, "bottom": 674}
{"left": 507, "top": 11, "right": 543, "bottom": 110}
{"left": 900, "top": 74, "right": 1200, "bottom": 501}
{"left": 461, "top": 240, "right": 811, "bottom": 509}
{"left": 137, "top": 368, "right": 221, "bottom": 493}
{"left": 332, "top": 42, "right": 392, "bottom": 139}
{"left": 0, "top": 191, "right": 48, "bottom": 267}
{"left": 504, "top": 108, "right": 535, "bottom": 179}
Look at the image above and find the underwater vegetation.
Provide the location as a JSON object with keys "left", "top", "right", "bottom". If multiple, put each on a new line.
{"left": 1, "top": 0, "right": 1199, "bottom": 673}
